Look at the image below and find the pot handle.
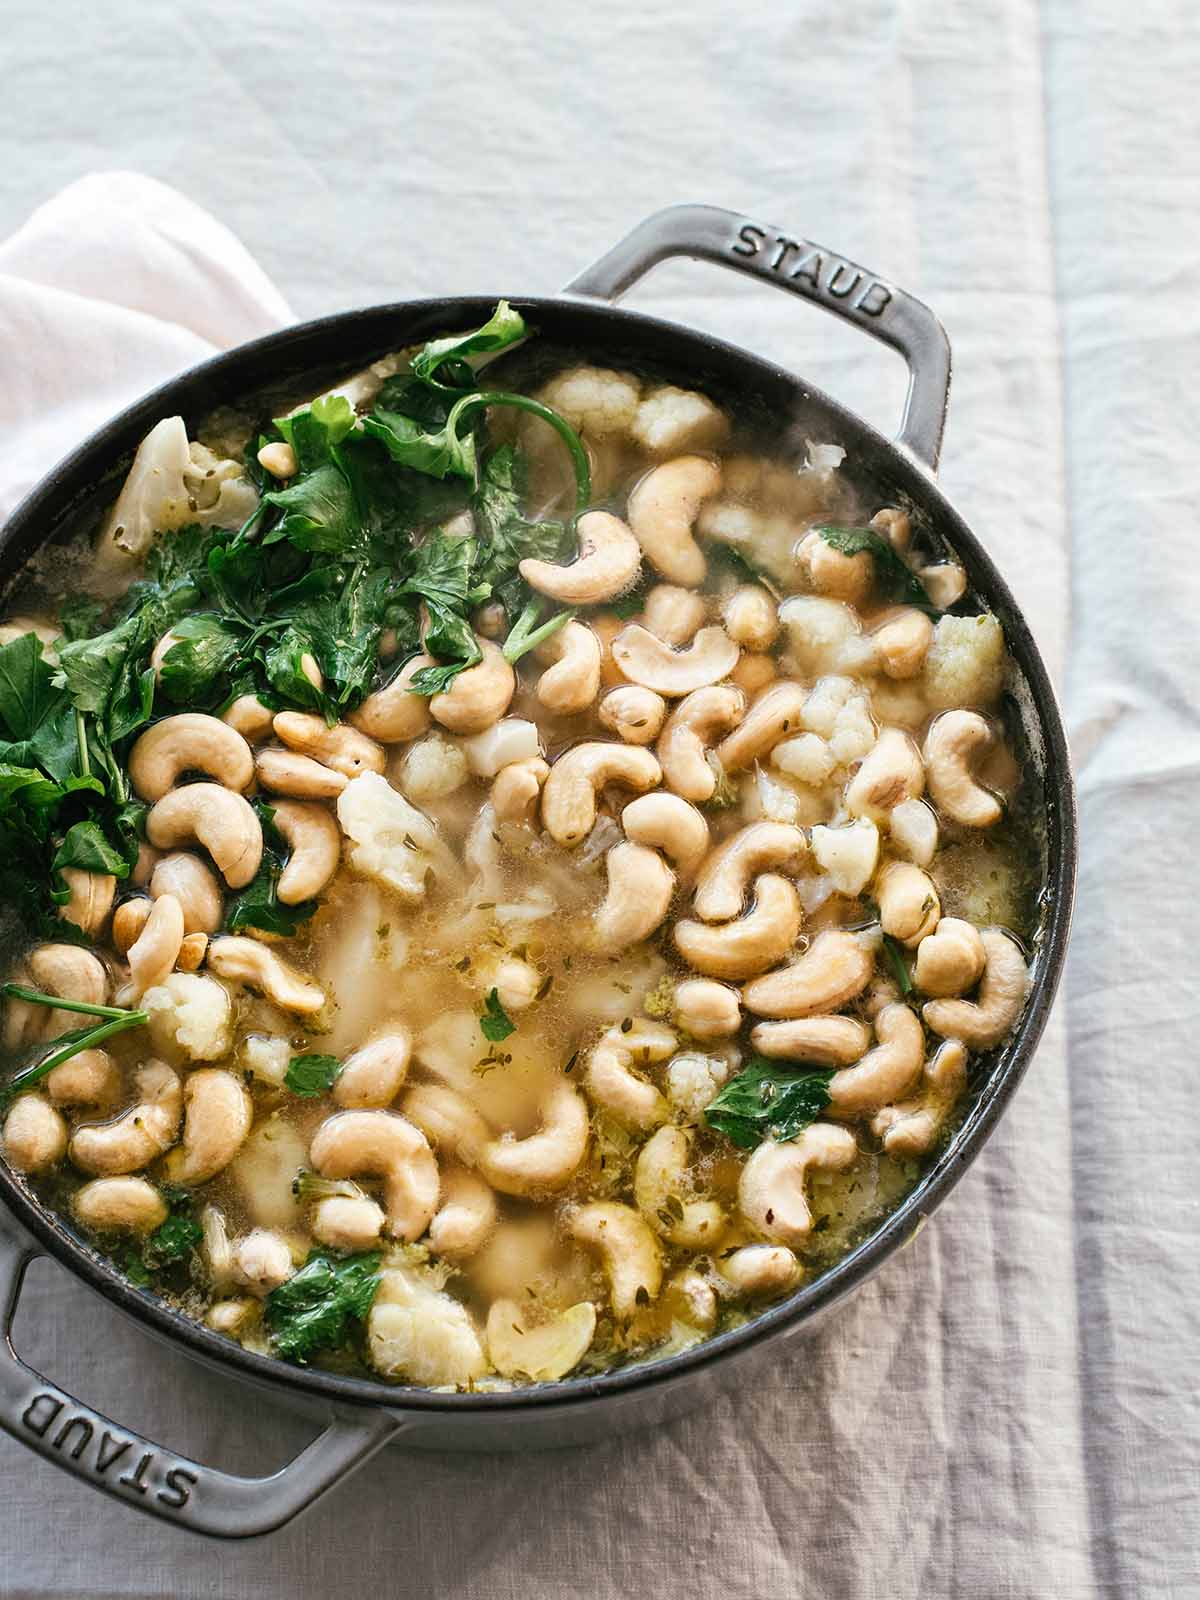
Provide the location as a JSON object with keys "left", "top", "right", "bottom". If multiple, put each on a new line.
{"left": 0, "top": 1219, "right": 402, "bottom": 1538}
{"left": 564, "top": 203, "right": 951, "bottom": 472}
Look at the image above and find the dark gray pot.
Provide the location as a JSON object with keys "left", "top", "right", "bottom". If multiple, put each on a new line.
{"left": 0, "top": 206, "right": 1076, "bottom": 1537}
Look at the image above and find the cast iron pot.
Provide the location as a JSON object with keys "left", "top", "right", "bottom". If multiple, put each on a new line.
{"left": 0, "top": 206, "right": 1076, "bottom": 1538}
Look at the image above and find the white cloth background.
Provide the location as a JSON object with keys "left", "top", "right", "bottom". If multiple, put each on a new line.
{"left": 0, "top": 2, "right": 1195, "bottom": 1596}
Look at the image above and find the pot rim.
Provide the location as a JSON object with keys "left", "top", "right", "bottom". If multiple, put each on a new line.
{"left": 0, "top": 291, "right": 1076, "bottom": 1416}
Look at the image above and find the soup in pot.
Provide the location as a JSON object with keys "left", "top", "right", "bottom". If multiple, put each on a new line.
{"left": 0, "top": 305, "right": 1044, "bottom": 1386}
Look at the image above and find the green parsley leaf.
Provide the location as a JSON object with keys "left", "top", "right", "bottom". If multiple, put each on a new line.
{"left": 0, "top": 633, "right": 60, "bottom": 739}
{"left": 285, "top": 1053, "right": 342, "bottom": 1097}
{"left": 265, "top": 1249, "right": 382, "bottom": 1364}
{"left": 480, "top": 988, "right": 516, "bottom": 1043}
{"left": 410, "top": 301, "right": 527, "bottom": 386}
{"left": 704, "top": 1058, "right": 834, "bottom": 1149}
{"left": 144, "top": 1212, "right": 203, "bottom": 1267}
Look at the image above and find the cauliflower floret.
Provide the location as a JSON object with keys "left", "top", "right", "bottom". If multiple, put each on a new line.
{"left": 368, "top": 1262, "right": 489, "bottom": 1387}
{"left": 142, "top": 973, "right": 233, "bottom": 1061}
{"left": 667, "top": 1052, "right": 732, "bottom": 1124}
{"left": 772, "top": 732, "right": 836, "bottom": 786}
{"left": 923, "top": 613, "right": 1006, "bottom": 710}
{"left": 241, "top": 1034, "right": 291, "bottom": 1089}
{"left": 630, "top": 385, "right": 729, "bottom": 456}
{"left": 871, "top": 677, "right": 930, "bottom": 728}
{"left": 336, "top": 772, "right": 462, "bottom": 901}
{"left": 810, "top": 818, "right": 880, "bottom": 896}
{"left": 460, "top": 718, "right": 542, "bottom": 778}
{"left": 828, "top": 691, "right": 877, "bottom": 769}
{"left": 697, "top": 499, "right": 761, "bottom": 547}
{"left": 534, "top": 365, "right": 640, "bottom": 440}
{"left": 397, "top": 732, "right": 469, "bottom": 804}
{"left": 801, "top": 675, "right": 856, "bottom": 737}
{"left": 97, "top": 416, "right": 258, "bottom": 567}
{"left": 779, "top": 595, "right": 875, "bottom": 676}
{"left": 744, "top": 765, "right": 831, "bottom": 828}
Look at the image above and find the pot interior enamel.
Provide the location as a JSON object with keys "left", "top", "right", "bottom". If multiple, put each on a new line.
{"left": 0, "top": 293, "right": 1075, "bottom": 1424}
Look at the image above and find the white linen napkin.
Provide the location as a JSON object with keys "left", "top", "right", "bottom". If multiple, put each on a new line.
{"left": 0, "top": 171, "right": 293, "bottom": 520}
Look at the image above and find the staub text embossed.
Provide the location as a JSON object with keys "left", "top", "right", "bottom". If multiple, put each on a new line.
{"left": 731, "top": 222, "right": 893, "bottom": 317}
{"left": 22, "top": 1391, "right": 198, "bottom": 1510}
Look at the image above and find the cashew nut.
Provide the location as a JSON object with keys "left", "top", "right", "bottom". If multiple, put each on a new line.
{"left": 585, "top": 1019, "right": 676, "bottom": 1130}
{"left": 312, "top": 1195, "right": 387, "bottom": 1252}
{"left": 827, "top": 1002, "right": 924, "bottom": 1115}
{"left": 872, "top": 506, "right": 912, "bottom": 553}
{"left": 626, "top": 455, "right": 721, "bottom": 586}
{"left": 750, "top": 1015, "right": 871, "bottom": 1065}
{"left": 923, "top": 710, "right": 1002, "bottom": 827}
{"left": 401, "top": 1083, "right": 492, "bottom": 1168}
{"left": 150, "top": 851, "right": 223, "bottom": 934}
{"left": 594, "top": 842, "right": 675, "bottom": 953}
{"left": 742, "top": 929, "right": 876, "bottom": 1018}
{"left": 274, "top": 712, "right": 385, "bottom": 779}
{"left": 258, "top": 440, "right": 297, "bottom": 477}
{"left": 429, "top": 640, "right": 515, "bottom": 735}
{"left": 69, "top": 1061, "right": 182, "bottom": 1176}
{"left": 871, "top": 1038, "right": 968, "bottom": 1155}
{"left": 540, "top": 742, "right": 661, "bottom": 847}
{"left": 2, "top": 1094, "right": 67, "bottom": 1172}
{"left": 797, "top": 529, "right": 871, "bottom": 603}
{"left": 845, "top": 728, "right": 925, "bottom": 821}
{"left": 620, "top": 791, "right": 710, "bottom": 878}
{"left": 717, "top": 1244, "right": 801, "bottom": 1299}
{"left": 919, "top": 563, "right": 968, "bottom": 610}
{"left": 177, "top": 932, "right": 208, "bottom": 972}
{"left": 124, "top": 892, "right": 185, "bottom": 999}
{"left": 146, "top": 783, "right": 264, "bottom": 888}
{"left": 111, "top": 899, "right": 151, "bottom": 955}
{"left": 692, "top": 821, "right": 807, "bottom": 922}
{"left": 233, "top": 1229, "right": 294, "bottom": 1295}
{"left": 334, "top": 1032, "right": 412, "bottom": 1108}
{"left": 349, "top": 654, "right": 435, "bottom": 743}
{"left": 486, "top": 1299, "right": 597, "bottom": 1382}
{"left": 667, "top": 1268, "right": 717, "bottom": 1329}
{"left": 480, "top": 1081, "right": 589, "bottom": 1196}
{"left": 128, "top": 714, "right": 255, "bottom": 803}
{"left": 922, "top": 929, "right": 1028, "bottom": 1047}
{"left": 428, "top": 1167, "right": 497, "bottom": 1260}
{"left": 74, "top": 1177, "right": 167, "bottom": 1235}
{"left": 24, "top": 945, "right": 109, "bottom": 1041}
{"left": 222, "top": 694, "right": 275, "bottom": 743}
{"left": 872, "top": 608, "right": 934, "bottom": 679}
{"left": 674, "top": 875, "right": 802, "bottom": 981}
{"left": 256, "top": 748, "right": 348, "bottom": 799}
{"left": 876, "top": 860, "right": 940, "bottom": 947}
{"left": 722, "top": 585, "right": 778, "bottom": 652}
{"left": 267, "top": 799, "right": 341, "bottom": 904}
{"left": 207, "top": 937, "right": 326, "bottom": 1015}
{"left": 738, "top": 1122, "right": 858, "bottom": 1245}
{"left": 673, "top": 978, "right": 741, "bottom": 1040}
{"left": 58, "top": 868, "right": 116, "bottom": 938}
{"left": 309, "top": 1110, "right": 439, "bottom": 1241}
{"left": 569, "top": 1201, "right": 663, "bottom": 1317}
{"left": 635, "top": 1125, "right": 725, "bottom": 1249}
{"left": 656, "top": 685, "right": 745, "bottom": 801}
{"left": 598, "top": 685, "right": 667, "bottom": 746}
{"left": 611, "top": 623, "right": 740, "bottom": 697}
{"left": 488, "top": 757, "right": 548, "bottom": 825}
{"left": 715, "top": 681, "right": 809, "bottom": 771}
{"left": 640, "top": 584, "right": 707, "bottom": 646}
{"left": 163, "top": 1069, "right": 253, "bottom": 1185}
{"left": 915, "top": 917, "right": 986, "bottom": 997}
{"left": 731, "top": 653, "right": 778, "bottom": 698}
{"left": 45, "top": 1048, "right": 122, "bottom": 1110}
{"left": 518, "top": 509, "right": 641, "bottom": 603}
{"left": 535, "top": 622, "right": 601, "bottom": 715}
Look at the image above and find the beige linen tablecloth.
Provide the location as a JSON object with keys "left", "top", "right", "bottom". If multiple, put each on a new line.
{"left": 0, "top": 1, "right": 1196, "bottom": 1595}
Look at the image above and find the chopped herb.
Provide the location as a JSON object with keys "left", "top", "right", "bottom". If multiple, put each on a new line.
{"left": 563, "top": 1050, "right": 579, "bottom": 1076}
{"left": 479, "top": 988, "right": 515, "bottom": 1043}
{"left": 285, "top": 1053, "right": 342, "bottom": 1097}
{"left": 535, "top": 974, "right": 554, "bottom": 1001}
{"left": 704, "top": 1057, "right": 835, "bottom": 1149}
{"left": 264, "top": 1249, "right": 382, "bottom": 1364}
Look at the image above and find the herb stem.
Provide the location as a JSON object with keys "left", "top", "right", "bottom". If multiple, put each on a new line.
{"left": 881, "top": 934, "right": 915, "bottom": 996}
{"left": 2, "top": 1011, "right": 147, "bottom": 1103}
{"left": 448, "top": 393, "right": 591, "bottom": 511}
{"left": 74, "top": 710, "right": 90, "bottom": 777}
{"left": 2, "top": 983, "right": 142, "bottom": 1021}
